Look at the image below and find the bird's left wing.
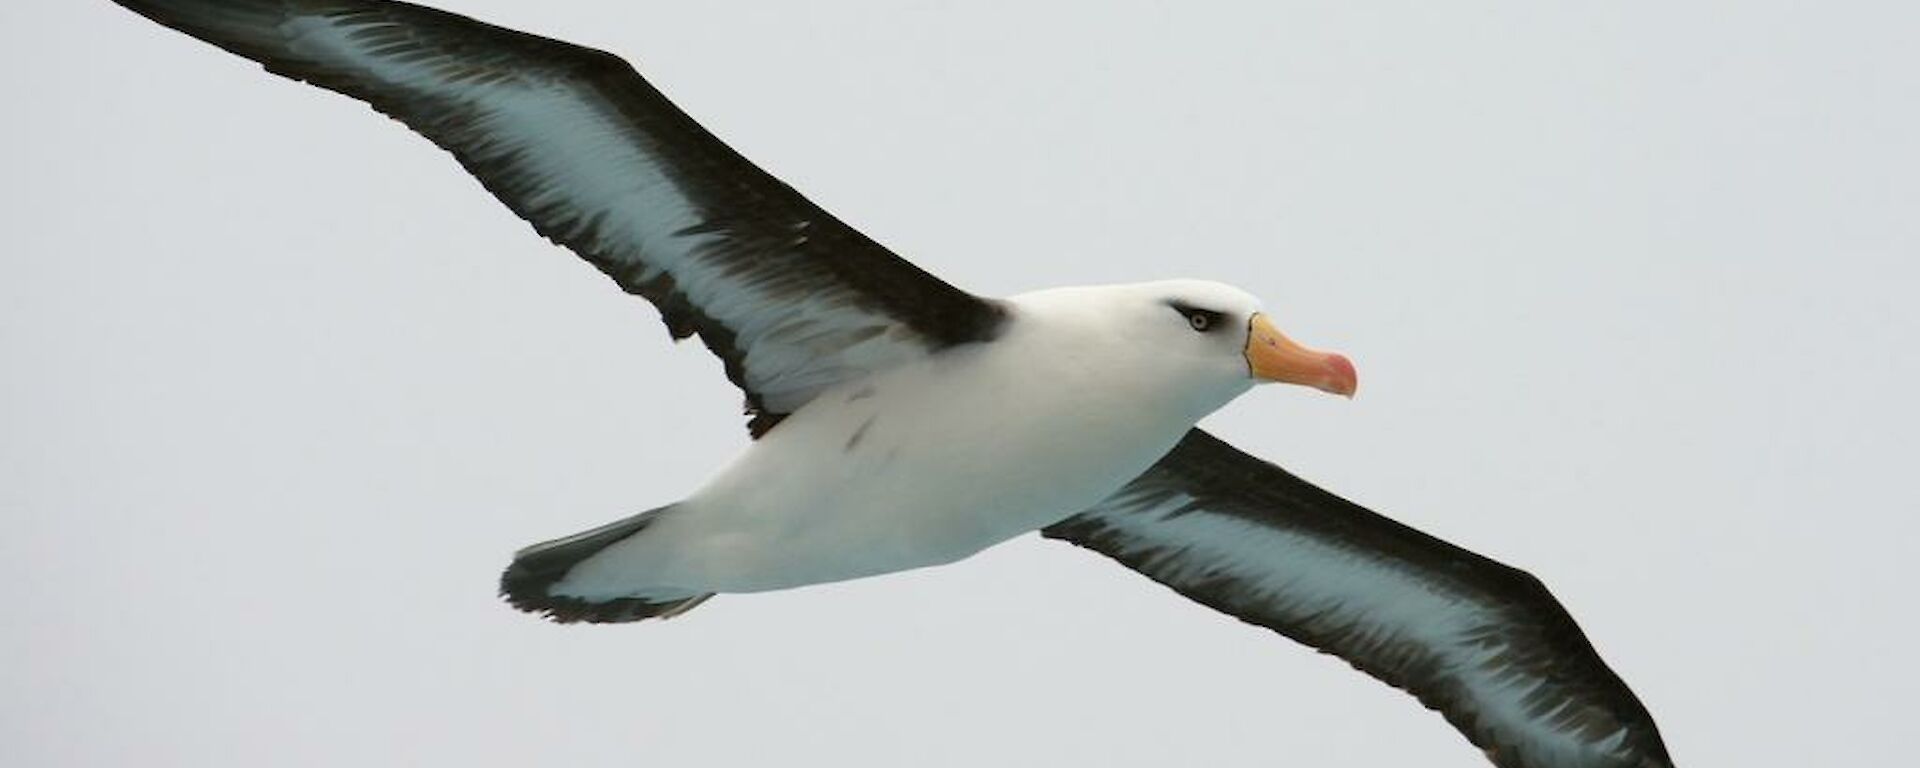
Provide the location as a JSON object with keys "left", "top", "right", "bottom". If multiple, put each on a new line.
{"left": 1043, "top": 429, "right": 1673, "bottom": 768}
{"left": 111, "top": 0, "right": 1006, "bottom": 436}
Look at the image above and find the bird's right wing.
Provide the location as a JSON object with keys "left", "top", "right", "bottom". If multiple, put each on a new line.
{"left": 1043, "top": 429, "right": 1673, "bottom": 768}
{"left": 112, "top": 0, "right": 1007, "bottom": 436}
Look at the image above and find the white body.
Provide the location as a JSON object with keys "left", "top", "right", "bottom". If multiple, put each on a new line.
{"left": 557, "top": 282, "right": 1258, "bottom": 598}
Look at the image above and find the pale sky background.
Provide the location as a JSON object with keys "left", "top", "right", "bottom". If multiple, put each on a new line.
{"left": 4, "top": 2, "right": 1917, "bottom": 766}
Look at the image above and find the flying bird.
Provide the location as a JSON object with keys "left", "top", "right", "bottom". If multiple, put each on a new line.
{"left": 106, "top": 2, "right": 1674, "bottom": 767}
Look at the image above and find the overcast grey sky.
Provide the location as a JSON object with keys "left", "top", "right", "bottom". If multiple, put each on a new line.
{"left": 5, "top": 1, "right": 1917, "bottom": 766}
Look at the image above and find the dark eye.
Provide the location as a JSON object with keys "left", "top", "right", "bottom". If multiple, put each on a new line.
{"left": 1168, "top": 302, "right": 1224, "bottom": 333}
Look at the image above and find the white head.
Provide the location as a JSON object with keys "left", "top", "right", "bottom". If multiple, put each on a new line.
{"left": 1008, "top": 279, "right": 1357, "bottom": 422}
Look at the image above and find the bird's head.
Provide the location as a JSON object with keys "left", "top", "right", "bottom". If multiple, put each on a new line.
{"left": 1146, "top": 278, "right": 1356, "bottom": 395}
{"left": 1010, "top": 279, "right": 1356, "bottom": 417}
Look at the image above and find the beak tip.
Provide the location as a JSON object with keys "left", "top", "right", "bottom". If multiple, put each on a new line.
{"left": 1326, "top": 354, "right": 1359, "bottom": 398}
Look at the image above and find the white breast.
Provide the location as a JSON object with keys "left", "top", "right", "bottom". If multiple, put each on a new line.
{"left": 579, "top": 309, "right": 1222, "bottom": 594}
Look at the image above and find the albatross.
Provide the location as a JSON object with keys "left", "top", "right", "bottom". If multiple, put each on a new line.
{"left": 106, "top": 2, "right": 1675, "bottom": 767}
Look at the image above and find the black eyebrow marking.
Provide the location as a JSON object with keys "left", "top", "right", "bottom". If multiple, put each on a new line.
{"left": 1166, "top": 300, "right": 1227, "bottom": 332}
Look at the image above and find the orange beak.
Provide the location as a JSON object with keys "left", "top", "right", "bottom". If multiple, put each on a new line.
{"left": 1244, "top": 312, "right": 1357, "bottom": 397}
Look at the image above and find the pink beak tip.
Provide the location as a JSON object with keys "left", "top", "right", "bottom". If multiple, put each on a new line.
{"left": 1325, "top": 354, "right": 1358, "bottom": 398}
